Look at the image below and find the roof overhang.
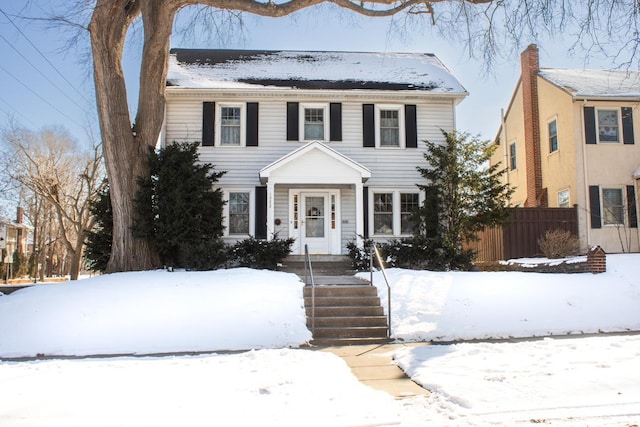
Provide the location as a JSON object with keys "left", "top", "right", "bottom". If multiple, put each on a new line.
{"left": 259, "top": 141, "right": 371, "bottom": 185}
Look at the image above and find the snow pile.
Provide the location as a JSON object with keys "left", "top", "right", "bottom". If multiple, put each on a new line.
{"left": 0, "top": 268, "right": 311, "bottom": 358}
{"left": 363, "top": 254, "right": 640, "bottom": 342}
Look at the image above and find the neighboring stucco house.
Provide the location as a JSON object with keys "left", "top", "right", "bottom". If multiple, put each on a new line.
{"left": 1, "top": 207, "right": 32, "bottom": 263}
{"left": 491, "top": 44, "right": 640, "bottom": 253}
{"left": 161, "top": 49, "right": 467, "bottom": 255}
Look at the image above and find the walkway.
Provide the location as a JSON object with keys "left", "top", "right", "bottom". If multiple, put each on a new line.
{"left": 321, "top": 343, "right": 429, "bottom": 399}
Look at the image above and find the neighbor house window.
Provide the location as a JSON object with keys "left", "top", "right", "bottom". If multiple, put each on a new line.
{"left": 228, "top": 192, "right": 250, "bottom": 234}
{"left": 373, "top": 193, "right": 394, "bottom": 234}
{"left": 549, "top": 119, "right": 558, "bottom": 152}
{"left": 380, "top": 109, "right": 400, "bottom": 146}
{"left": 509, "top": 142, "right": 517, "bottom": 170}
{"left": 400, "top": 193, "right": 419, "bottom": 234}
{"left": 602, "top": 188, "right": 624, "bottom": 225}
{"left": 597, "top": 109, "right": 620, "bottom": 143}
{"left": 220, "top": 106, "right": 241, "bottom": 145}
{"left": 558, "top": 189, "right": 570, "bottom": 208}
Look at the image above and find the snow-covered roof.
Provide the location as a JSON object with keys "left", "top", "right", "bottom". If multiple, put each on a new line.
{"left": 539, "top": 68, "right": 640, "bottom": 99}
{"left": 167, "top": 49, "right": 467, "bottom": 95}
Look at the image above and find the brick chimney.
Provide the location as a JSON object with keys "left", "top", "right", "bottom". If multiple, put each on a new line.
{"left": 520, "top": 44, "right": 545, "bottom": 207}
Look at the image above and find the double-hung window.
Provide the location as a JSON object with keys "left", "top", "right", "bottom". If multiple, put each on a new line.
{"left": 602, "top": 188, "right": 624, "bottom": 225}
{"left": 548, "top": 119, "right": 558, "bottom": 152}
{"left": 228, "top": 191, "right": 251, "bottom": 235}
{"left": 597, "top": 109, "right": 620, "bottom": 143}
{"left": 509, "top": 142, "right": 517, "bottom": 170}
{"left": 380, "top": 109, "right": 400, "bottom": 146}
{"left": 371, "top": 191, "right": 421, "bottom": 236}
{"left": 304, "top": 108, "right": 325, "bottom": 140}
{"left": 217, "top": 104, "right": 245, "bottom": 146}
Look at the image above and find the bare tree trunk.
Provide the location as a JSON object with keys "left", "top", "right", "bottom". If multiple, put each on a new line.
{"left": 89, "top": 1, "right": 163, "bottom": 273}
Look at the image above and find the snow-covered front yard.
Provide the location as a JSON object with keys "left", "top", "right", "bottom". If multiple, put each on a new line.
{"left": 1, "top": 255, "right": 639, "bottom": 425}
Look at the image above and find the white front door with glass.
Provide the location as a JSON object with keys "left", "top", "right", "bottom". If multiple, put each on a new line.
{"left": 291, "top": 190, "right": 341, "bottom": 254}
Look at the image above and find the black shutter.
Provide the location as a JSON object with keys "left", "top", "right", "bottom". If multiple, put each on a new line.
{"left": 330, "top": 103, "right": 342, "bottom": 141}
{"left": 363, "top": 104, "right": 375, "bottom": 147}
{"left": 584, "top": 106, "right": 596, "bottom": 144}
{"left": 627, "top": 185, "right": 638, "bottom": 228}
{"left": 405, "top": 104, "right": 418, "bottom": 148}
{"left": 202, "top": 102, "right": 215, "bottom": 146}
{"left": 255, "top": 187, "right": 267, "bottom": 239}
{"left": 362, "top": 187, "right": 369, "bottom": 238}
{"left": 246, "top": 102, "right": 259, "bottom": 146}
{"left": 589, "top": 185, "right": 601, "bottom": 229}
{"left": 286, "top": 102, "right": 299, "bottom": 141}
{"left": 622, "top": 107, "right": 635, "bottom": 145}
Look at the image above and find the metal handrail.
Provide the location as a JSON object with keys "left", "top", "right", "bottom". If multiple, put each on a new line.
{"left": 304, "top": 244, "right": 316, "bottom": 333}
{"left": 370, "top": 244, "right": 391, "bottom": 338}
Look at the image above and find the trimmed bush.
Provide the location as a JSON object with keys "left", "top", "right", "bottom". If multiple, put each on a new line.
{"left": 228, "top": 235, "right": 295, "bottom": 270}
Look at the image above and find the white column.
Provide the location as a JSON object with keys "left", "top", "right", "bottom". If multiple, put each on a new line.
{"left": 266, "top": 181, "right": 275, "bottom": 240}
{"left": 355, "top": 181, "right": 364, "bottom": 248}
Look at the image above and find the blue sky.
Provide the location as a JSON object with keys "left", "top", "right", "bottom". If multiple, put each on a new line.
{"left": 0, "top": 4, "right": 616, "bottom": 147}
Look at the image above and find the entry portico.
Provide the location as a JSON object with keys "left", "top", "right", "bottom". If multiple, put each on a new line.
{"left": 259, "top": 141, "right": 371, "bottom": 255}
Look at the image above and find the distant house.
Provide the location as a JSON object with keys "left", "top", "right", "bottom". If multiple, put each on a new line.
{"left": 1, "top": 207, "right": 32, "bottom": 263}
{"left": 161, "top": 49, "right": 467, "bottom": 255}
{"left": 491, "top": 44, "right": 640, "bottom": 253}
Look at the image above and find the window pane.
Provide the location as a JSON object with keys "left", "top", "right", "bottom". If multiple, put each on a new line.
{"left": 374, "top": 193, "right": 393, "bottom": 234}
{"left": 305, "top": 196, "right": 325, "bottom": 237}
{"left": 549, "top": 120, "right": 558, "bottom": 152}
{"left": 401, "top": 193, "right": 419, "bottom": 234}
{"left": 509, "top": 143, "right": 517, "bottom": 170}
{"left": 557, "top": 190, "right": 570, "bottom": 208}
{"left": 229, "top": 192, "right": 249, "bottom": 234}
{"left": 304, "top": 108, "right": 324, "bottom": 140}
{"left": 603, "top": 188, "right": 624, "bottom": 225}
{"left": 221, "top": 107, "right": 241, "bottom": 145}
{"left": 380, "top": 110, "right": 399, "bottom": 146}
{"left": 598, "top": 109, "right": 619, "bottom": 143}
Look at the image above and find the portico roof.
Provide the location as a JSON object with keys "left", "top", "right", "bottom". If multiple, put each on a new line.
{"left": 259, "top": 141, "right": 371, "bottom": 185}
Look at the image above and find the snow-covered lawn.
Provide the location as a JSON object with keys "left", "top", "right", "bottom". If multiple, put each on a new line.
{"left": 1, "top": 255, "right": 639, "bottom": 425}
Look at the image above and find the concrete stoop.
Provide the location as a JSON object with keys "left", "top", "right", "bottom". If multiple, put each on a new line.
{"left": 321, "top": 344, "right": 429, "bottom": 399}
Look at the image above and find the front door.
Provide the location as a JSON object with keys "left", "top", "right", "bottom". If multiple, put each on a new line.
{"left": 301, "top": 193, "right": 330, "bottom": 254}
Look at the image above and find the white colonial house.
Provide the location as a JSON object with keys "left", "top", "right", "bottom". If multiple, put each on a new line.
{"left": 161, "top": 49, "right": 467, "bottom": 255}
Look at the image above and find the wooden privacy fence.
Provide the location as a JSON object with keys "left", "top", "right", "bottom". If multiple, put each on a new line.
{"left": 467, "top": 207, "right": 579, "bottom": 262}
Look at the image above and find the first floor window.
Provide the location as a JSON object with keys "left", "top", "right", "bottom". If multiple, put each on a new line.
{"left": 598, "top": 109, "right": 619, "bottom": 143}
{"left": 379, "top": 109, "right": 400, "bottom": 146}
{"left": 400, "top": 193, "right": 419, "bottom": 234}
{"left": 557, "top": 189, "right": 570, "bottom": 208}
{"left": 221, "top": 107, "right": 241, "bottom": 145}
{"left": 548, "top": 119, "right": 558, "bottom": 152}
{"left": 304, "top": 108, "right": 325, "bottom": 140}
{"left": 602, "top": 188, "right": 624, "bottom": 225}
{"left": 373, "top": 193, "right": 393, "bottom": 234}
{"left": 509, "top": 142, "right": 517, "bottom": 170}
{"left": 229, "top": 192, "right": 250, "bottom": 234}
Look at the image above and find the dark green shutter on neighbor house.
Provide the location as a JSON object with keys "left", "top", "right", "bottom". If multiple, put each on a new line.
{"left": 584, "top": 106, "right": 596, "bottom": 145}
{"left": 246, "top": 102, "right": 259, "bottom": 146}
{"left": 622, "top": 107, "right": 635, "bottom": 144}
{"left": 589, "top": 185, "right": 601, "bottom": 229}
{"left": 202, "top": 102, "right": 215, "bottom": 146}
{"left": 627, "top": 185, "right": 638, "bottom": 228}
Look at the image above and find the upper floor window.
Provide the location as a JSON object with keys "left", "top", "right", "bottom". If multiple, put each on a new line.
{"left": 304, "top": 107, "right": 325, "bottom": 140}
{"left": 509, "top": 142, "right": 517, "bottom": 170}
{"left": 557, "top": 189, "right": 570, "bottom": 208}
{"left": 380, "top": 109, "right": 400, "bottom": 146}
{"left": 548, "top": 119, "right": 558, "bottom": 152}
{"left": 597, "top": 109, "right": 620, "bottom": 143}
{"left": 221, "top": 106, "right": 241, "bottom": 145}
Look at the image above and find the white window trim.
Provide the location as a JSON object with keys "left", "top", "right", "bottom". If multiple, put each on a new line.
{"left": 369, "top": 189, "right": 423, "bottom": 237}
{"left": 375, "top": 104, "right": 405, "bottom": 149}
{"left": 216, "top": 103, "right": 246, "bottom": 147}
{"left": 223, "top": 188, "right": 254, "bottom": 237}
{"left": 299, "top": 103, "right": 329, "bottom": 142}
{"left": 557, "top": 188, "right": 570, "bottom": 208}
{"left": 548, "top": 116, "right": 559, "bottom": 153}
{"left": 601, "top": 187, "right": 625, "bottom": 226}
{"left": 595, "top": 107, "right": 622, "bottom": 144}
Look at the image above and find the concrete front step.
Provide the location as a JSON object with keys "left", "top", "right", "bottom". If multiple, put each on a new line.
{"left": 304, "top": 285, "right": 377, "bottom": 297}
{"left": 305, "top": 296, "right": 381, "bottom": 307}
{"left": 306, "top": 306, "right": 385, "bottom": 317}
{"left": 311, "top": 337, "right": 392, "bottom": 346}
{"left": 308, "top": 316, "right": 388, "bottom": 328}
{"left": 313, "top": 326, "right": 389, "bottom": 339}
